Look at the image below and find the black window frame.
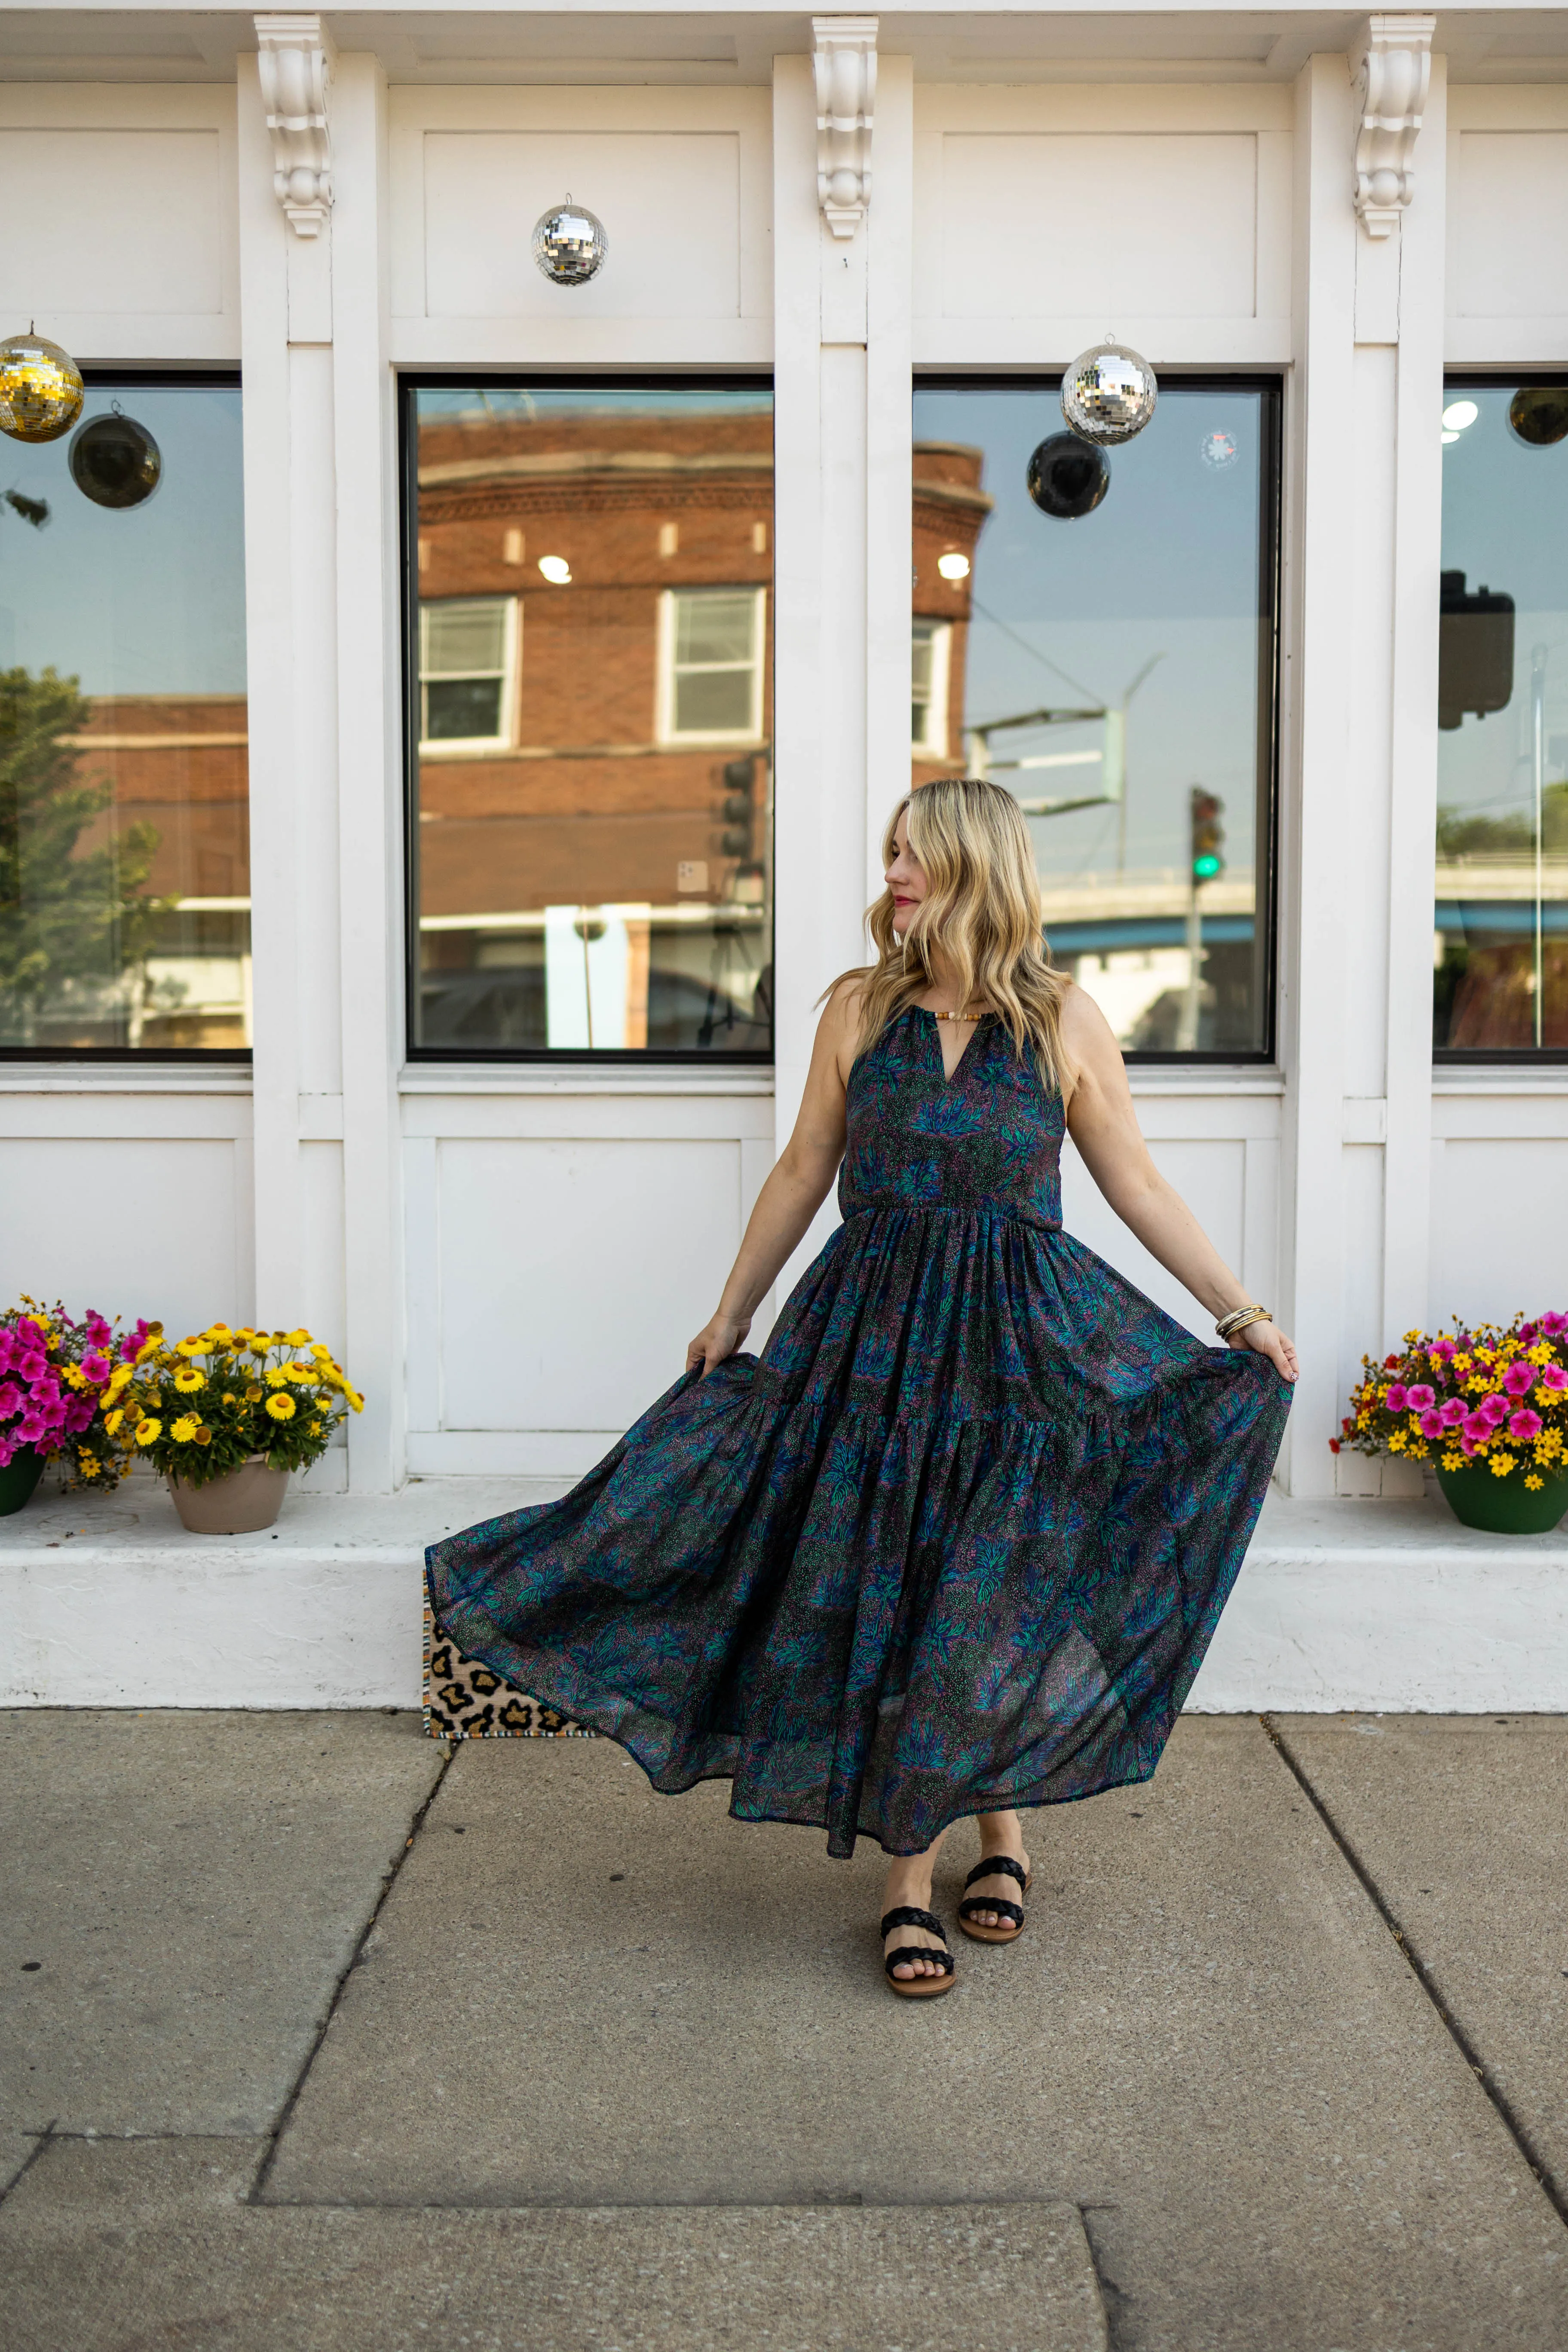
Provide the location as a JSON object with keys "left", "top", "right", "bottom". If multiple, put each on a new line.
{"left": 913, "top": 368, "right": 1283, "bottom": 1067}
{"left": 1434, "top": 368, "right": 1568, "bottom": 1067}
{"left": 0, "top": 366, "right": 251, "bottom": 1066}
{"left": 399, "top": 369, "right": 777, "bottom": 1068}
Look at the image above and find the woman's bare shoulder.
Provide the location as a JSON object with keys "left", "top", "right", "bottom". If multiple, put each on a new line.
{"left": 1055, "top": 975, "right": 1126, "bottom": 1084}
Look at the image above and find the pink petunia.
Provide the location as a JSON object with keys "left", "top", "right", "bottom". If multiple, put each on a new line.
{"left": 0, "top": 1333, "right": 12, "bottom": 1374}
{"left": 63, "top": 1395, "right": 94, "bottom": 1434}
{"left": 1508, "top": 1408, "right": 1544, "bottom": 1442}
{"left": 1541, "top": 1311, "right": 1567, "bottom": 1336}
{"left": 1430, "top": 1338, "right": 1456, "bottom": 1362}
{"left": 1385, "top": 1384, "right": 1408, "bottom": 1412}
{"left": 1439, "top": 1398, "right": 1467, "bottom": 1427}
{"left": 1542, "top": 1365, "right": 1568, "bottom": 1393}
{"left": 0, "top": 1437, "right": 12, "bottom": 1468}
{"left": 16, "top": 1412, "right": 45, "bottom": 1445}
{"left": 1463, "top": 1411, "right": 1494, "bottom": 1444}
{"left": 0, "top": 1381, "right": 19, "bottom": 1420}
{"left": 81, "top": 1351, "right": 111, "bottom": 1385}
{"left": 1420, "top": 1409, "right": 1445, "bottom": 1437}
{"left": 1502, "top": 1362, "right": 1534, "bottom": 1397}
{"left": 1480, "top": 1393, "right": 1510, "bottom": 1427}
{"left": 1406, "top": 1384, "right": 1436, "bottom": 1411}
{"left": 84, "top": 1312, "right": 112, "bottom": 1349}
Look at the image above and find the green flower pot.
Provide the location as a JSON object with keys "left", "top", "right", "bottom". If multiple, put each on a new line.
{"left": 0, "top": 1443, "right": 46, "bottom": 1516}
{"left": 1435, "top": 1460, "right": 1568, "bottom": 1535}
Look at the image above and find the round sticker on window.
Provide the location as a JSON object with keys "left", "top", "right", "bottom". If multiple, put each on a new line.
{"left": 1199, "top": 429, "right": 1239, "bottom": 472}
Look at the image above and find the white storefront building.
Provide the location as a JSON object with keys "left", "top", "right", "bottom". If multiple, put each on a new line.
{"left": 3, "top": 4, "right": 1567, "bottom": 1710}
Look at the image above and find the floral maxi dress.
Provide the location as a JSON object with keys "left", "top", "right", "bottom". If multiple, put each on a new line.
{"left": 426, "top": 1008, "right": 1292, "bottom": 1858}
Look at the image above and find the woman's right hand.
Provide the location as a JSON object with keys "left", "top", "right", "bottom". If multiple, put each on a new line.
{"left": 686, "top": 1312, "right": 750, "bottom": 1379}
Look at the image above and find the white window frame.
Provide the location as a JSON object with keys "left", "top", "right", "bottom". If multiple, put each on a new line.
{"left": 655, "top": 586, "right": 768, "bottom": 746}
{"left": 418, "top": 594, "right": 520, "bottom": 756}
{"left": 911, "top": 618, "right": 952, "bottom": 759}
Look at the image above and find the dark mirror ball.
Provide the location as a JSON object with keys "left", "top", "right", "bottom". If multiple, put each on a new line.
{"left": 1026, "top": 432, "right": 1111, "bottom": 520}
{"left": 69, "top": 413, "right": 162, "bottom": 508}
{"left": 1508, "top": 387, "right": 1568, "bottom": 448}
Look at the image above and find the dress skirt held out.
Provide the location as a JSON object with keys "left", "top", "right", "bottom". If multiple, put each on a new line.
{"left": 426, "top": 1008, "right": 1291, "bottom": 1857}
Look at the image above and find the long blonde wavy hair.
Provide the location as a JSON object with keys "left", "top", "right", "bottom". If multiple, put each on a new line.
{"left": 829, "top": 776, "right": 1074, "bottom": 1100}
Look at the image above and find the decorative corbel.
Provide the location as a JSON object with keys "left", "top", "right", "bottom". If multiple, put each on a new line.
{"left": 256, "top": 12, "right": 335, "bottom": 238}
{"left": 1352, "top": 13, "right": 1435, "bottom": 239}
{"left": 813, "top": 15, "right": 876, "bottom": 240}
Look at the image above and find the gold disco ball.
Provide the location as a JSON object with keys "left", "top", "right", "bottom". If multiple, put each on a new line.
{"left": 0, "top": 328, "right": 85, "bottom": 443}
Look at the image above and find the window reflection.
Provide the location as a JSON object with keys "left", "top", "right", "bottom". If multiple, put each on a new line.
{"left": 0, "top": 381, "right": 248, "bottom": 1053}
{"left": 407, "top": 384, "right": 774, "bottom": 1057}
{"left": 1435, "top": 382, "right": 1568, "bottom": 1053}
{"left": 912, "top": 383, "right": 1277, "bottom": 1055}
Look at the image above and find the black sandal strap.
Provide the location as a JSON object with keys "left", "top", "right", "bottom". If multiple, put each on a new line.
{"left": 879, "top": 1905, "right": 946, "bottom": 1942}
{"left": 884, "top": 1944, "right": 955, "bottom": 1979}
{"left": 963, "top": 1856, "right": 1027, "bottom": 1893}
{"left": 959, "top": 1894, "right": 1023, "bottom": 1927}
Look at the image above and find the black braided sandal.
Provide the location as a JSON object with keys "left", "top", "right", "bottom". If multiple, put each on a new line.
{"left": 957, "top": 1854, "right": 1032, "bottom": 1945}
{"left": 880, "top": 1905, "right": 956, "bottom": 1999}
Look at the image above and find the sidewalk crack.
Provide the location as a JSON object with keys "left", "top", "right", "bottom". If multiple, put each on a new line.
{"left": 1262, "top": 1712, "right": 1568, "bottom": 2233}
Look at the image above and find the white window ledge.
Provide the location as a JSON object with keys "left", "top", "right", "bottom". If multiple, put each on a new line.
{"left": 1431, "top": 1066, "right": 1568, "bottom": 1094}
{"left": 0, "top": 1064, "right": 253, "bottom": 1094}
{"left": 1126, "top": 1066, "right": 1284, "bottom": 1095}
{"left": 399, "top": 1065, "right": 775, "bottom": 1096}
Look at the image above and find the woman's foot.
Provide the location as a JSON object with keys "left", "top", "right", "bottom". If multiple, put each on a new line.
{"left": 881, "top": 1856, "right": 949, "bottom": 1984}
{"left": 957, "top": 1814, "right": 1032, "bottom": 1941}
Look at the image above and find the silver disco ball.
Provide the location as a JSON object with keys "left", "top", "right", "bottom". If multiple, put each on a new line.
{"left": 1061, "top": 340, "right": 1158, "bottom": 447}
{"left": 532, "top": 199, "right": 608, "bottom": 288}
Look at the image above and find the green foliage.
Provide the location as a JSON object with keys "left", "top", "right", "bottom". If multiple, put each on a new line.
{"left": 0, "top": 665, "right": 166, "bottom": 1035}
{"left": 1437, "top": 779, "right": 1568, "bottom": 858}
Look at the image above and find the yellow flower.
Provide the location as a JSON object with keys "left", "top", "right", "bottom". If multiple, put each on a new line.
{"left": 346, "top": 1385, "right": 365, "bottom": 1413}
{"left": 205, "top": 1323, "right": 234, "bottom": 1344}
{"left": 135, "top": 1337, "right": 161, "bottom": 1365}
{"left": 1452, "top": 1354, "right": 1471, "bottom": 1376}
{"left": 310, "top": 1342, "right": 332, "bottom": 1362}
{"left": 1388, "top": 1430, "right": 1407, "bottom": 1452}
{"left": 1526, "top": 1474, "right": 1544, "bottom": 1491}
{"left": 266, "top": 1393, "right": 296, "bottom": 1421}
{"left": 1403, "top": 1329, "right": 1422, "bottom": 1345}
{"left": 77, "top": 1451, "right": 99, "bottom": 1477}
{"left": 173, "top": 1368, "right": 205, "bottom": 1393}
{"left": 245, "top": 1383, "right": 263, "bottom": 1403}
{"left": 194, "top": 1425, "right": 213, "bottom": 1446}
{"left": 107, "top": 1364, "right": 132, "bottom": 1396}
{"left": 1528, "top": 1342, "right": 1554, "bottom": 1367}
{"left": 170, "top": 1415, "right": 199, "bottom": 1443}
{"left": 1442, "top": 1452, "right": 1464, "bottom": 1470}
{"left": 1409, "top": 1441, "right": 1429, "bottom": 1460}
{"left": 135, "top": 1417, "right": 162, "bottom": 1446}
{"left": 249, "top": 1340, "right": 270, "bottom": 1360}
{"left": 1490, "top": 1452, "right": 1516, "bottom": 1478}
{"left": 104, "top": 1408, "right": 124, "bottom": 1436}
{"left": 265, "top": 1366, "right": 290, "bottom": 1388}
{"left": 285, "top": 1327, "right": 311, "bottom": 1347}
{"left": 62, "top": 1364, "right": 87, "bottom": 1391}
{"left": 284, "top": 1360, "right": 314, "bottom": 1384}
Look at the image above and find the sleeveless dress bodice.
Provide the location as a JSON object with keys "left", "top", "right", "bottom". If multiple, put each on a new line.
{"left": 428, "top": 1004, "right": 1290, "bottom": 1858}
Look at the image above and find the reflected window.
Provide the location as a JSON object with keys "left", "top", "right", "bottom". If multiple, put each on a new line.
{"left": 1435, "top": 380, "right": 1568, "bottom": 1055}
{"left": 912, "top": 381, "right": 1279, "bottom": 1056}
{"left": 0, "top": 378, "right": 248, "bottom": 1056}
{"left": 405, "top": 381, "right": 773, "bottom": 1060}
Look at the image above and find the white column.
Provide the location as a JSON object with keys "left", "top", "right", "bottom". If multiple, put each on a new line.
{"left": 328, "top": 53, "right": 405, "bottom": 1493}
{"left": 772, "top": 45, "right": 911, "bottom": 1295}
{"left": 1277, "top": 54, "right": 1360, "bottom": 1495}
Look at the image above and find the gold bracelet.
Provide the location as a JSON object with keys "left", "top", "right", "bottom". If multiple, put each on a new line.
{"left": 1216, "top": 1305, "right": 1271, "bottom": 1340}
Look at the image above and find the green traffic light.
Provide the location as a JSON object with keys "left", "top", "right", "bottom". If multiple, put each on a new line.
{"left": 1192, "top": 853, "right": 1222, "bottom": 880}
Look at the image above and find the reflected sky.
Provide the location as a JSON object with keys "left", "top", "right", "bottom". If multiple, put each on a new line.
{"left": 914, "top": 383, "right": 1270, "bottom": 879}
{"left": 0, "top": 384, "right": 245, "bottom": 695}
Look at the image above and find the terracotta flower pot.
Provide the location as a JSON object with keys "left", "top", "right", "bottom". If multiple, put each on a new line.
{"left": 1434, "top": 1461, "right": 1568, "bottom": 1535}
{"left": 0, "top": 1443, "right": 46, "bottom": 1517}
{"left": 168, "top": 1455, "right": 288, "bottom": 1535}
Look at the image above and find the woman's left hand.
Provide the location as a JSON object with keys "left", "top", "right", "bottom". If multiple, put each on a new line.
{"left": 1234, "top": 1320, "right": 1298, "bottom": 1384}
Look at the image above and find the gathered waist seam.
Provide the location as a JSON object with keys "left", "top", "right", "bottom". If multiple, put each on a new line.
{"left": 840, "top": 1203, "right": 1062, "bottom": 1232}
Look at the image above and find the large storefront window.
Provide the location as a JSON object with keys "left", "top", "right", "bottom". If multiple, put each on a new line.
{"left": 912, "top": 380, "right": 1278, "bottom": 1056}
{"left": 1435, "top": 380, "right": 1568, "bottom": 1055}
{"left": 404, "top": 380, "right": 773, "bottom": 1059}
{"left": 0, "top": 378, "right": 248, "bottom": 1055}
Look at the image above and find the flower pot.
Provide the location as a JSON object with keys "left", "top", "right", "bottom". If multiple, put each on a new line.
{"left": 168, "top": 1456, "right": 288, "bottom": 1535}
{"left": 0, "top": 1444, "right": 46, "bottom": 1516}
{"left": 1435, "top": 1461, "right": 1568, "bottom": 1536}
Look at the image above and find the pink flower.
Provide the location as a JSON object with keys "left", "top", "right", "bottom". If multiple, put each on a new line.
{"left": 1385, "top": 1384, "right": 1408, "bottom": 1412}
{"left": 1542, "top": 1365, "right": 1568, "bottom": 1393}
{"left": 1480, "top": 1394, "right": 1510, "bottom": 1427}
{"left": 0, "top": 1381, "right": 19, "bottom": 1420}
{"left": 84, "top": 1312, "right": 112, "bottom": 1349}
{"left": 63, "top": 1396, "right": 94, "bottom": 1434}
{"left": 0, "top": 1333, "right": 13, "bottom": 1374}
{"left": 1420, "top": 1409, "right": 1445, "bottom": 1437}
{"left": 1463, "top": 1411, "right": 1494, "bottom": 1444}
{"left": 1502, "top": 1363, "right": 1534, "bottom": 1397}
{"left": 1430, "top": 1338, "right": 1456, "bottom": 1362}
{"left": 17, "top": 1352, "right": 45, "bottom": 1382}
{"left": 1541, "top": 1311, "right": 1567, "bottom": 1336}
{"left": 120, "top": 1321, "right": 152, "bottom": 1363}
{"left": 0, "top": 1437, "right": 12, "bottom": 1468}
{"left": 1406, "top": 1384, "right": 1436, "bottom": 1411}
{"left": 81, "top": 1351, "right": 111, "bottom": 1385}
{"left": 1439, "top": 1398, "right": 1467, "bottom": 1427}
{"left": 1509, "top": 1408, "right": 1544, "bottom": 1442}
{"left": 16, "top": 1412, "right": 45, "bottom": 1445}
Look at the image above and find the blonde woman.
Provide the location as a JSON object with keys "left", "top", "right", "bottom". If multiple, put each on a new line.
{"left": 428, "top": 778, "right": 1295, "bottom": 1998}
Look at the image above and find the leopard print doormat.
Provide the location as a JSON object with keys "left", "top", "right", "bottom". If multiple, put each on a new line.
{"left": 423, "top": 1597, "right": 598, "bottom": 1740}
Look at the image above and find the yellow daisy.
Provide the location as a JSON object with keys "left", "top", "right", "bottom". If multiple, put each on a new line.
{"left": 170, "top": 1415, "right": 200, "bottom": 1443}
{"left": 1526, "top": 1474, "right": 1544, "bottom": 1491}
{"left": 285, "top": 1327, "right": 311, "bottom": 1347}
{"left": 104, "top": 1409, "right": 124, "bottom": 1436}
{"left": 173, "top": 1368, "right": 205, "bottom": 1393}
{"left": 266, "top": 1393, "right": 296, "bottom": 1421}
{"left": 135, "top": 1417, "right": 162, "bottom": 1446}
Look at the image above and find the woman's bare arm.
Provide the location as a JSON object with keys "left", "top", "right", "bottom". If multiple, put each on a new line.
{"left": 686, "top": 984, "right": 861, "bottom": 1376}
{"left": 1060, "top": 985, "right": 1298, "bottom": 1383}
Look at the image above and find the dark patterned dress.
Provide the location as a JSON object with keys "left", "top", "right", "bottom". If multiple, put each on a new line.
{"left": 426, "top": 1008, "right": 1290, "bottom": 1858}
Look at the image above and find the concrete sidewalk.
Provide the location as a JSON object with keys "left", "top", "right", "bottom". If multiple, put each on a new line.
{"left": 3, "top": 1710, "right": 1566, "bottom": 2350}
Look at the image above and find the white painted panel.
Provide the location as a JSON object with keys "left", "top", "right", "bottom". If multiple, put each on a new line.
{"left": 1338, "top": 1144, "right": 1384, "bottom": 1414}
{"left": 297, "top": 1140, "right": 347, "bottom": 1362}
{"left": 937, "top": 134, "right": 1256, "bottom": 320}
{"left": 422, "top": 132, "right": 740, "bottom": 318}
{"left": 1451, "top": 132, "right": 1568, "bottom": 318}
{"left": 0, "top": 129, "right": 222, "bottom": 315}
{"left": 1430, "top": 1139, "right": 1568, "bottom": 1329}
{"left": 434, "top": 1137, "right": 741, "bottom": 1429}
{"left": 1, "top": 1138, "right": 248, "bottom": 1336}
{"left": 1059, "top": 1135, "right": 1243, "bottom": 1339}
